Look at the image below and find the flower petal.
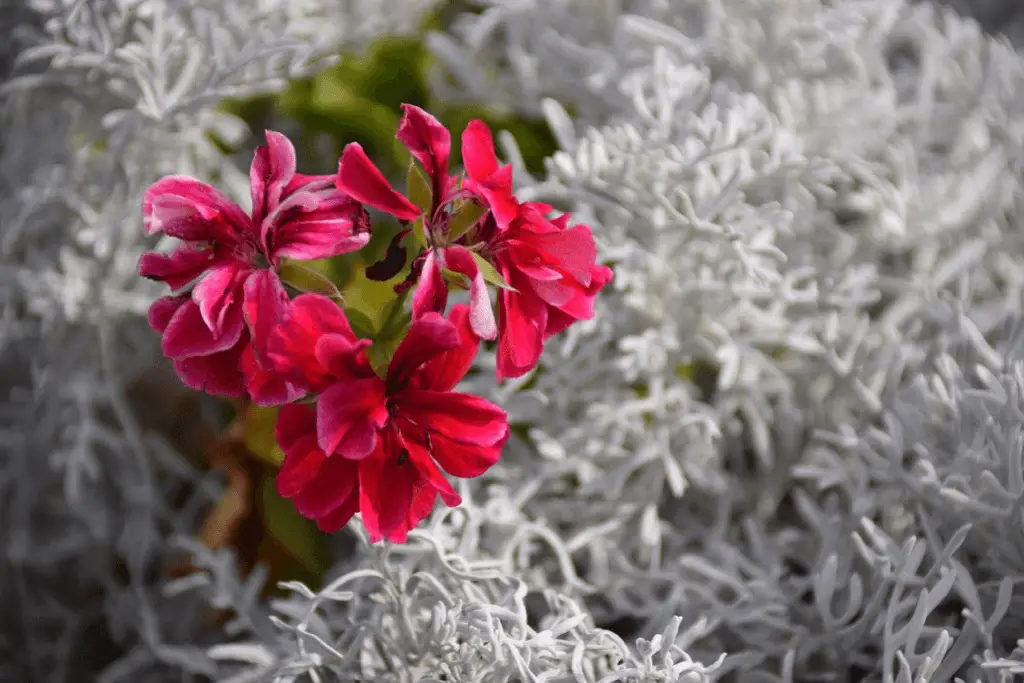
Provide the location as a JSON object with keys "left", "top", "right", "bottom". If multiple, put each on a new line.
{"left": 445, "top": 245, "right": 497, "bottom": 340}
{"left": 386, "top": 312, "right": 460, "bottom": 388}
{"left": 397, "top": 104, "right": 451, "bottom": 207}
{"left": 193, "top": 262, "right": 250, "bottom": 335}
{"left": 533, "top": 223, "right": 599, "bottom": 285}
{"left": 293, "top": 451, "right": 360, "bottom": 519}
{"left": 276, "top": 403, "right": 318, "bottom": 453}
{"left": 427, "top": 427, "right": 507, "bottom": 478}
{"left": 242, "top": 343, "right": 305, "bottom": 406}
{"left": 402, "top": 432, "right": 461, "bottom": 505}
{"left": 242, "top": 269, "right": 289, "bottom": 362}
{"left": 495, "top": 284, "right": 547, "bottom": 380}
{"left": 138, "top": 246, "right": 218, "bottom": 290}
{"left": 172, "top": 338, "right": 246, "bottom": 397}
{"left": 396, "top": 389, "right": 509, "bottom": 446}
{"left": 162, "top": 296, "right": 244, "bottom": 358}
{"left": 267, "top": 294, "right": 364, "bottom": 390}
{"left": 250, "top": 130, "right": 298, "bottom": 233}
{"left": 410, "top": 250, "right": 448, "bottom": 320}
{"left": 415, "top": 304, "right": 480, "bottom": 392}
{"left": 336, "top": 143, "right": 421, "bottom": 221}
{"left": 316, "top": 378, "right": 388, "bottom": 459}
{"left": 276, "top": 433, "right": 326, "bottom": 499}
{"left": 148, "top": 295, "right": 187, "bottom": 334}
{"left": 269, "top": 194, "right": 372, "bottom": 262}
{"left": 461, "top": 119, "right": 499, "bottom": 181}
{"left": 358, "top": 433, "right": 418, "bottom": 543}
{"left": 143, "top": 174, "right": 251, "bottom": 242}
{"left": 464, "top": 165, "right": 519, "bottom": 232}
{"left": 315, "top": 491, "right": 360, "bottom": 533}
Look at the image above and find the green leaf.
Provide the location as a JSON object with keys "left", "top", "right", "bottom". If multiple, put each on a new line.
{"left": 407, "top": 160, "right": 432, "bottom": 214}
{"left": 470, "top": 251, "right": 516, "bottom": 291}
{"left": 260, "top": 475, "right": 329, "bottom": 577}
{"left": 441, "top": 268, "right": 471, "bottom": 291}
{"left": 366, "top": 334, "right": 403, "bottom": 379}
{"left": 278, "top": 260, "right": 345, "bottom": 303}
{"left": 410, "top": 216, "right": 427, "bottom": 249}
{"left": 244, "top": 406, "right": 286, "bottom": 468}
{"left": 447, "top": 201, "right": 487, "bottom": 244}
{"left": 345, "top": 306, "right": 378, "bottom": 340}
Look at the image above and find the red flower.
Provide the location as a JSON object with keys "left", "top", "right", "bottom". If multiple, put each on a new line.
{"left": 336, "top": 105, "right": 515, "bottom": 341}
{"left": 139, "top": 131, "right": 371, "bottom": 404}
{"left": 455, "top": 122, "right": 613, "bottom": 379}
{"left": 267, "top": 297, "right": 509, "bottom": 542}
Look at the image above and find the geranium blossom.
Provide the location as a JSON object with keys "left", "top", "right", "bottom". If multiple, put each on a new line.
{"left": 337, "top": 108, "right": 612, "bottom": 380}
{"left": 139, "top": 130, "right": 371, "bottom": 404}
{"left": 268, "top": 297, "right": 509, "bottom": 541}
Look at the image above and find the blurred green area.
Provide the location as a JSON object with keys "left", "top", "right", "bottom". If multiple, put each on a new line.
{"left": 222, "top": 4, "right": 559, "bottom": 581}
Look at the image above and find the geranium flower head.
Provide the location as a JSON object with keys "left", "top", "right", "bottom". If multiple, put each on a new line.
{"left": 268, "top": 299, "right": 509, "bottom": 541}
{"left": 139, "top": 131, "right": 371, "bottom": 404}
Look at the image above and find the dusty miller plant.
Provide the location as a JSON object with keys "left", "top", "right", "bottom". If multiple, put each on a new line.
{"left": 4, "top": 0, "right": 1024, "bottom": 681}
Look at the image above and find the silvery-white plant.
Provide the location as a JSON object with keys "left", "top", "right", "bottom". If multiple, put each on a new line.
{"left": 5, "top": 0, "right": 1024, "bottom": 681}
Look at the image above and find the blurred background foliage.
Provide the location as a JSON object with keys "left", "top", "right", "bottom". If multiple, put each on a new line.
{"left": 199, "top": 1, "right": 559, "bottom": 593}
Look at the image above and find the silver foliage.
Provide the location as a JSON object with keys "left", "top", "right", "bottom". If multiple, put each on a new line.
{"left": 5, "top": 0, "right": 1024, "bottom": 681}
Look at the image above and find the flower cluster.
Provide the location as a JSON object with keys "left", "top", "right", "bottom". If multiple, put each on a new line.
{"left": 140, "top": 105, "right": 611, "bottom": 542}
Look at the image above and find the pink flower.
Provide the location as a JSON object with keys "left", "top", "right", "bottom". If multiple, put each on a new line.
{"left": 139, "top": 131, "right": 371, "bottom": 404}
{"left": 336, "top": 105, "right": 514, "bottom": 341}
{"left": 432, "top": 121, "right": 613, "bottom": 380}
{"left": 267, "top": 297, "right": 509, "bottom": 541}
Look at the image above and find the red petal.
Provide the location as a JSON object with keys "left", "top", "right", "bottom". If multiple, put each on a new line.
{"left": 464, "top": 166, "right": 519, "bottom": 231}
{"left": 276, "top": 433, "right": 326, "bottom": 498}
{"left": 427, "top": 427, "right": 507, "bottom": 478}
{"left": 461, "top": 120, "right": 499, "bottom": 181}
{"left": 172, "top": 338, "right": 246, "bottom": 397}
{"left": 316, "top": 379, "right": 388, "bottom": 459}
{"left": 397, "top": 104, "right": 451, "bottom": 207}
{"left": 336, "top": 143, "right": 421, "bottom": 221}
{"left": 269, "top": 193, "right": 371, "bottom": 262}
{"left": 402, "top": 432, "right": 460, "bottom": 504}
{"left": 276, "top": 403, "right": 318, "bottom": 453}
{"left": 250, "top": 130, "right": 298, "bottom": 231}
{"left": 162, "top": 296, "right": 244, "bottom": 359}
{"left": 533, "top": 224, "right": 598, "bottom": 285}
{"left": 293, "top": 452, "right": 360, "bottom": 519}
{"left": 395, "top": 389, "right": 509, "bottom": 446}
{"left": 193, "top": 262, "right": 250, "bottom": 335}
{"left": 410, "top": 250, "right": 448, "bottom": 319}
{"left": 495, "top": 284, "right": 546, "bottom": 380}
{"left": 138, "top": 246, "right": 217, "bottom": 290}
{"left": 386, "top": 313, "right": 460, "bottom": 388}
{"left": 143, "top": 175, "right": 251, "bottom": 243}
{"left": 445, "top": 246, "right": 497, "bottom": 340}
{"left": 267, "top": 294, "right": 364, "bottom": 390}
{"left": 415, "top": 304, "right": 480, "bottom": 392}
{"left": 358, "top": 434, "right": 417, "bottom": 543}
{"left": 242, "top": 269, "right": 288, "bottom": 363}
{"left": 241, "top": 343, "right": 305, "bottom": 406}
{"left": 315, "top": 491, "right": 360, "bottom": 533}
{"left": 148, "top": 295, "right": 187, "bottom": 333}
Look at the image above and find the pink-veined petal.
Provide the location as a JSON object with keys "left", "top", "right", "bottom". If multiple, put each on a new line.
{"left": 402, "top": 433, "right": 460, "bottom": 505}
{"left": 269, "top": 193, "right": 371, "bottom": 262}
{"left": 241, "top": 343, "right": 305, "bottom": 406}
{"left": 415, "top": 304, "right": 480, "bottom": 392}
{"left": 397, "top": 104, "right": 451, "bottom": 207}
{"left": 138, "top": 246, "right": 218, "bottom": 290}
{"left": 193, "top": 262, "right": 250, "bottom": 335}
{"left": 395, "top": 389, "right": 509, "bottom": 446}
{"left": 316, "top": 378, "right": 388, "bottom": 459}
{"left": 463, "top": 165, "right": 519, "bottom": 232}
{"left": 315, "top": 491, "right": 360, "bottom": 533}
{"left": 410, "top": 250, "right": 448, "bottom": 320}
{"left": 172, "top": 338, "right": 246, "bottom": 397}
{"left": 143, "top": 175, "right": 251, "bottom": 243}
{"left": 250, "top": 130, "right": 298, "bottom": 235}
{"left": 162, "top": 296, "right": 245, "bottom": 359}
{"left": 445, "top": 246, "right": 497, "bottom": 340}
{"left": 148, "top": 295, "right": 187, "bottom": 333}
{"left": 336, "top": 143, "right": 421, "bottom": 221}
{"left": 386, "top": 312, "right": 460, "bottom": 388}
{"left": 532, "top": 224, "right": 598, "bottom": 285}
{"left": 242, "top": 269, "right": 289, "bottom": 362}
